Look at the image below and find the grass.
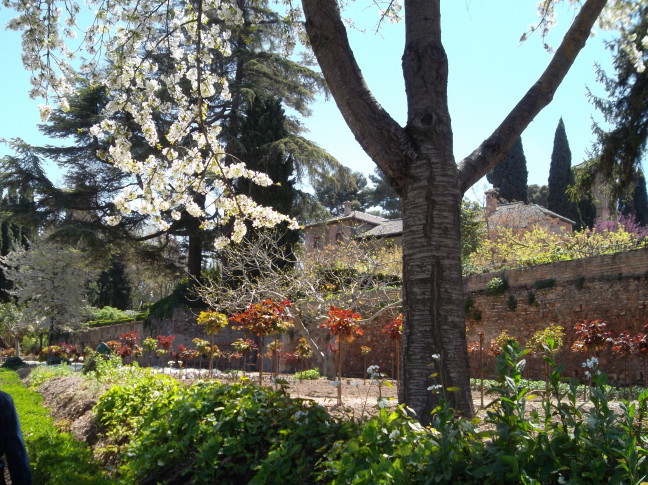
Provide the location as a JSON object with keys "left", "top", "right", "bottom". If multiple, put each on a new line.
{"left": 0, "top": 369, "right": 111, "bottom": 485}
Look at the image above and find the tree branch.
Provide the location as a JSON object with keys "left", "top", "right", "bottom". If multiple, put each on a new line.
{"left": 302, "top": 0, "right": 411, "bottom": 194}
{"left": 457, "top": 0, "right": 607, "bottom": 194}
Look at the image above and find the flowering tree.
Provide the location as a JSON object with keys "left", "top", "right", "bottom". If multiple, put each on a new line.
{"left": 0, "top": 242, "right": 97, "bottom": 346}
{"left": 229, "top": 299, "right": 293, "bottom": 384}
{"left": 319, "top": 306, "right": 363, "bottom": 406}
{"left": 196, "top": 310, "right": 229, "bottom": 377}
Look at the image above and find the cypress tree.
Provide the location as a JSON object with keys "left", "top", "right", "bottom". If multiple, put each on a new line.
{"left": 548, "top": 118, "right": 580, "bottom": 224}
{"left": 486, "top": 137, "right": 528, "bottom": 203}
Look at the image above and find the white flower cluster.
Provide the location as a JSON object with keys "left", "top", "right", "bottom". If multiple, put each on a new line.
{"left": 7, "top": 0, "right": 297, "bottom": 242}
{"left": 581, "top": 356, "right": 601, "bottom": 379}
{"left": 367, "top": 365, "right": 381, "bottom": 378}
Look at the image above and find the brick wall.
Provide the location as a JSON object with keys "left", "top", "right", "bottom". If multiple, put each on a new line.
{"left": 464, "top": 247, "right": 648, "bottom": 384}
{"left": 61, "top": 247, "right": 648, "bottom": 384}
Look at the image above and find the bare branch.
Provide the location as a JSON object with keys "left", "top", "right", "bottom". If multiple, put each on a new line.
{"left": 457, "top": 0, "right": 607, "bottom": 194}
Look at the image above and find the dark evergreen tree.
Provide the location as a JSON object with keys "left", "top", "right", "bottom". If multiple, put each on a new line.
{"left": 578, "top": 194, "right": 598, "bottom": 229}
{"left": 92, "top": 256, "right": 132, "bottom": 310}
{"left": 233, "top": 95, "right": 300, "bottom": 265}
{"left": 620, "top": 170, "right": 648, "bottom": 226}
{"left": 0, "top": 191, "right": 37, "bottom": 301}
{"left": 576, "top": 4, "right": 648, "bottom": 202}
{"left": 548, "top": 118, "right": 580, "bottom": 224}
{"left": 527, "top": 184, "right": 549, "bottom": 207}
{"left": 486, "top": 137, "right": 528, "bottom": 203}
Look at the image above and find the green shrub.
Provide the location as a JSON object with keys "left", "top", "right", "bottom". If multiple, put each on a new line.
{"left": 1, "top": 356, "right": 24, "bottom": 370}
{"left": 533, "top": 278, "right": 556, "bottom": 289}
{"left": 485, "top": 276, "right": 508, "bottom": 295}
{"left": 107, "top": 380, "right": 349, "bottom": 484}
{"left": 87, "top": 317, "right": 133, "bottom": 328}
{"left": 294, "top": 368, "right": 321, "bottom": 380}
{"left": 88, "top": 306, "right": 131, "bottom": 321}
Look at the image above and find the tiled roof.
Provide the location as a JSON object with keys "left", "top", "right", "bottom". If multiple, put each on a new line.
{"left": 358, "top": 219, "right": 403, "bottom": 238}
{"left": 490, "top": 202, "right": 576, "bottom": 227}
{"left": 304, "top": 210, "right": 388, "bottom": 228}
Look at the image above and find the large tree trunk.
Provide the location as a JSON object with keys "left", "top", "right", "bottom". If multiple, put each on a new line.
{"left": 400, "top": 154, "right": 473, "bottom": 418}
{"left": 303, "top": 0, "right": 607, "bottom": 423}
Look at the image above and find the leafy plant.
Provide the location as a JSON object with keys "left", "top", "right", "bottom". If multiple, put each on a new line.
{"left": 486, "top": 276, "right": 508, "bottom": 296}
{"left": 294, "top": 368, "right": 320, "bottom": 381}
{"left": 230, "top": 299, "right": 293, "bottom": 383}
{"left": 1, "top": 356, "right": 24, "bottom": 370}
{"left": 110, "top": 380, "right": 348, "bottom": 484}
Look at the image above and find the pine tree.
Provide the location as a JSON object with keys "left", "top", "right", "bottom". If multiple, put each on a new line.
{"left": 486, "top": 137, "right": 528, "bottom": 203}
{"left": 576, "top": 5, "right": 648, "bottom": 202}
{"left": 548, "top": 118, "right": 580, "bottom": 224}
{"left": 527, "top": 184, "right": 549, "bottom": 207}
{"left": 313, "top": 168, "right": 369, "bottom": 216}
{"left": 231, "top": 95, "right": 300, "bottom": 273}
{"left": 620, "top": 170, "right": 648, "bottom": 226}
{"left": 366, "top": 167, "right": 401, "bottom": 218}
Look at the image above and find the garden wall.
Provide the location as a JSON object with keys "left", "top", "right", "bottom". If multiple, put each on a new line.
{"left": 62, "top": 247, "right": 648, "bottom": 383}
{"left": 464, "top": 247, "right": 648, "bottom": 384}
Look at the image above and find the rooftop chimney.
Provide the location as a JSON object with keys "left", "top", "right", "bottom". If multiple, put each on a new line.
{"left": 485, "top": 189, "right": 498, "bottom": 215}
{"left": 343, "top": 200, "right": 353, "bottom": 216}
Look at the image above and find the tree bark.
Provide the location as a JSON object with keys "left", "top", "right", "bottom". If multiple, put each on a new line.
{"left": 399, "top": 148, "right": 474, "bottom": 417}
{"left": 302, "top": 0, "right": 607, "bottom": 422}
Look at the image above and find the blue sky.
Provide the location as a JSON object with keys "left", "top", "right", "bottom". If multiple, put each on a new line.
{"left": 0, "top": 1, "right": 615, "bottom": 196}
